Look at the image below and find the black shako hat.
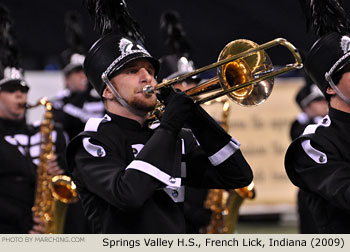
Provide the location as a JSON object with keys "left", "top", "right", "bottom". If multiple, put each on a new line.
{"left": 300, "top": 0, "right": 350, "bottom": 99}
{"left": 62, "top": 53, "right": 85, "bottom": 77}
{"left": 60, "top": 11, "right": 86, "bottom": 77}
{"left": 305, "top": 32, "right": 350, "bottom": 97}
{"left": 296, "top": 82, "right": 325, "bottom": 110}
{"left": 159, "top": 55, "right": 201, "bottom": 83}
{"left": 158, "top": 10, "right": 200, "bottom": 83}
{"left": 84, "top": 32, "right": 159, "bottom": 96}
{"left": 0, "top": 67, "right": 28, "bottom": 92}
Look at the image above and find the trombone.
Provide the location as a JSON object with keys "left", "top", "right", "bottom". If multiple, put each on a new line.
{"left": 144, "top": 38, "right": 302, "bottom": 110}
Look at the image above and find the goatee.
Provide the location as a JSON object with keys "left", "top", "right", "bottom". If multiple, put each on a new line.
{"left": 129, "top": 98, "right": 157, "bottom": 112}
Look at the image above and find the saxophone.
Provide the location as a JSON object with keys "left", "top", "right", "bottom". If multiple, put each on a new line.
{"left": 203, "top": 97, "right": 255, "bottom": 234}
{"left": 30, "top": 98, "right": 77, "bottom": 233}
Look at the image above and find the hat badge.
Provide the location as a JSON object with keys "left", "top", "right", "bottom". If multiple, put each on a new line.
{"left": 340, "top": 36, "right": 350, "bottom": 54}
{"left": 119, "top": 37, "right": 149, "bottom": 56}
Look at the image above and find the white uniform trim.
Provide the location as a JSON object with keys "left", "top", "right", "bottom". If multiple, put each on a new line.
{"left": 29, "top": 145, "right": 40, "bottom": 157}
{"left": 148, "top": 121, "right": 160, "bottom": 130}
{"left": 63, "top": 103, "right": 104, "bottom": 123}
{"left": 32, "top": 158, "right": 39, "bottom": 166}
{"left": 52, "top": 131, "right": 57, "bottom": 144}
{"left": 303, "top": 124, "right": 319, "bottom": 135}
{"left": 126, "top": 160, "right": 181, "bottom": 188}
{"left": 83, "top": 137, "right": 106, "bottom": 157}
{"left": 302, "top": 115, "right": 331, "bottom": 135}
{"left": 32, "top": 120, "right": 41, "bottom": 127}
{"left": 84, "top": 114, "right": 111, "bottom": 132}
{"left": 30, "top": 132, "right": 41, "bottom": 145}
{"left": 17, "top": 146, "right": 26, "bottom": 156}
{"left": 181, "top": 138, "right": 185, "bottom": 154}
{"left": 181, "top": 162, "right": 186, "bottom": 178}
{"left": 130, "top": 141, "right": 187, "bottom": 177}
{"left": 131, "top": 144, "right": 144, "bottom": 157}
{"left": 82, "top": 101, "right": 105, "bottom": 113}
{"left": 163, "top": 186, "right": 185, "bottom": 203}
{"left": 53, "top": 89, "right": 71, "bottom": 100}
{"left": 4, "top": 136, "right": 18, "bottom": 146}
{"left": 208, "top": 137, "right": 241, "bottom": 166}
{"left": 180, "top": 138, "right": 186, "bottom": 177}
{"left": 301, "top": 140, "right": 327, "bottom": 164}
{"left": 297, "top": 112, "right": 309, "bottom": 124}
{"left": 4, "top": 132, "right": 54, "bottom": 147}
{"left": 301, "top": 115, "right": 331, "bottom": 164}
{"left": 4, "top": 130, "right": 58, "bottom": 159}
{"left": 5, "top": 134, "right": 28, "bottom": 145}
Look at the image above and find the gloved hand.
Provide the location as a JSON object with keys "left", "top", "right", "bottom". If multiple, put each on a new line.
{"left": 156, "top": 86, "right": 172, "bottom": 103}
{"left": 159, "top": 88, "right": 194, "bottom": 136}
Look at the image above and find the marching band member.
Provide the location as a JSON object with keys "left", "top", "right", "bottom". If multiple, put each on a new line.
{"left": 290, "top": 77, "right": 328, "bottom": 234}
{"left": 0, "top": 4, "right": 66, "bottom": 233}
{"left": 51, "top": 11, "right": 105, "bottom": 141}
{"left": 66, "top": 0, "right": 253, "bottom": 233}
{"left": 290, "top": 78, "right": 328, "bottom": 141}
{"left": 285, "top": 0, "right": 350, "bottom": 233}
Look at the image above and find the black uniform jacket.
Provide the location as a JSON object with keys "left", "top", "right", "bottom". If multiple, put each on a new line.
{"left": 0, "top": 118, "right": 67, "bottom": 233}
{"left": 67, "top": 108, "right": 253, "bottom": 234}
{"left": 285, "top": 107, "right": 350, "bottom": 233}
{"left": 290, "top": 112, "right": 323, "bottom": 140}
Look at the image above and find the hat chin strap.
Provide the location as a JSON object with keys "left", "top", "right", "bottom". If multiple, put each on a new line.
{"left": 326, "top": 73, "right": 350, "bottom": 104}
{"left": 102, "top": 74, "right": 147, "bottom": 117}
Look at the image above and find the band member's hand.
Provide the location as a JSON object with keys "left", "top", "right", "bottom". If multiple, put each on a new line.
{"left": 47, "top": 154, "right": 64, "bottom": 175}
{"left": 29, "top": 216, "right": 45, "bottom": 234}
{"left": 159, "top": 88, "right": 194, "bottom": 135}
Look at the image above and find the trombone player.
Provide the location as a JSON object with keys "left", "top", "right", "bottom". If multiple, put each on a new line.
{"left": 66, "top": 0, "right": 253, "bottom": 233}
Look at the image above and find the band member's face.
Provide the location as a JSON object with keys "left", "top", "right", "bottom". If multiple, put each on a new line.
{"left": 110, "top": 58, "right": 157, "bottom": 112}
{"left": 305, "top": 99, "right": 328, "bottom": 118}
{"left": 0, "top": 89, "right": 28, "bottom": 120}
{"left": 65, "top": 70, "right": 88, "bottom": 92}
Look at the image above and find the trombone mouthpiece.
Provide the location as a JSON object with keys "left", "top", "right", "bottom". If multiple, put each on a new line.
{"left": 143, "top": 85, "right": 155, "bottom": 97}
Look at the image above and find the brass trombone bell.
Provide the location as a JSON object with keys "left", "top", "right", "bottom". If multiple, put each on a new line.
{"left": 143, "top": 38, "right": 303, "bottom": 106}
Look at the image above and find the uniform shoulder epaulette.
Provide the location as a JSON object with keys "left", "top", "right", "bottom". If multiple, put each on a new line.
{"left": 83, "top": 114, "right": 111, "bottom": 132}
{"left": 299, "top": 115, "right": 331, "bottom": 164}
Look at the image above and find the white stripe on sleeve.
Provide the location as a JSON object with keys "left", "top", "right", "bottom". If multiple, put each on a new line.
{"left": 126, "top": 160, "right": 181, "bottom": 188}
{"left": 208, "top": 137, "right": 240, "bottom": 166}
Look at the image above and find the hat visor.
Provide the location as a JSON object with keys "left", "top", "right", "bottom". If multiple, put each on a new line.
{"left": 0, "top": 79, "right": 29, "bottom": 93}
{"left": 63, "top": 64, "right": 84, "bottom": 76}
{"left": 331, "top": 55, "right": 350, "bottom": 83}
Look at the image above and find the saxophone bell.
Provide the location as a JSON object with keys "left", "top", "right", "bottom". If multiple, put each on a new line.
{"left": 203, "top": 98, "right": 256, "bottom": 234}
{"left": 51, "top": 175, "right": 77, "bottom": 204}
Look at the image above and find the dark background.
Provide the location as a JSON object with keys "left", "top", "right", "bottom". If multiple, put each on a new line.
{"left": 2, "top": 0, "right": 350, "bottom": 74}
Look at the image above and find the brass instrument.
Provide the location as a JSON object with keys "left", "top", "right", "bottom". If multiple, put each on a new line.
{"left": 146, "top": 38, "right": 302, "bottom": 120}
{"left": 222, "top": 183, "right": 255, "bottom": 233}
{"left": 30, "top": 98, "right": 77, "bottom": 233}
{"left": 203, "top": 97, "right": 255, "bottom": 234}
